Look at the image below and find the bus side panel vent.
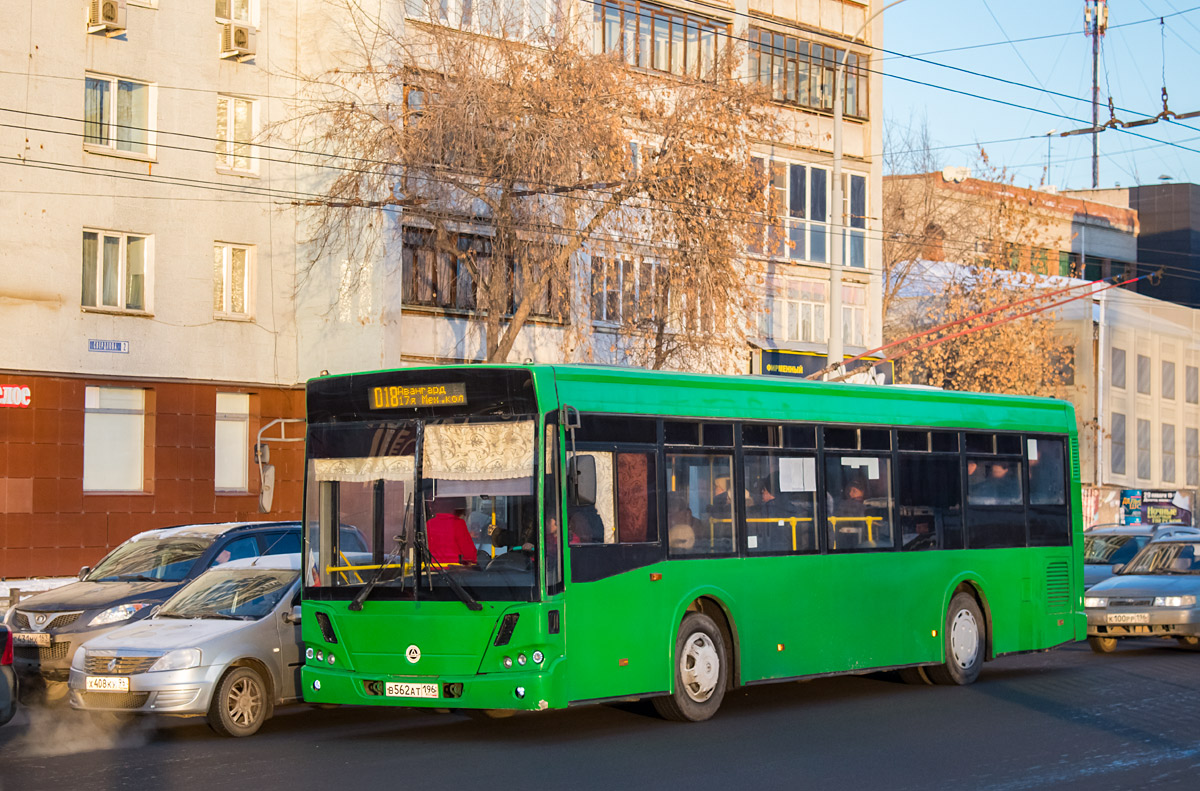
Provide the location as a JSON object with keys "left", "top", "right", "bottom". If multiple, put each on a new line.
{"left": 1070, "top": 437, "right": 1081, "bottom": 481}
{"left": 548, "top": 609, "right": 560, "bottom": 634}
{"left": 1046, "top": 561, "right": 1070, "bottom": 613}
{"left": 494, "top": 613, "right": 519, "bottom": 646}
{"left": 315, "top": 611, "right": 339, "bottom": 644}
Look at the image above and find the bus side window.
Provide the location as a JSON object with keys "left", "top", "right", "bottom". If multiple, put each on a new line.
{"left": 825, "top": 454, "right": 894, "bottom": 552}
{"left": 666, "top": 452, "right": 735, "bottom": 556}
{"left": 567, "top": 451, "right": 615, "bottom": 545}
{"left": 897, "top": 454, "right": 963, "bottom": 551}
{"left": 616, "top": 452, "right": 658, "bottom": 543}
{"left": 1027, "top": 436, "right": 1071, "bottom": 547}
{"left": 743, "top": 453, "right": 817, "bottom": 554}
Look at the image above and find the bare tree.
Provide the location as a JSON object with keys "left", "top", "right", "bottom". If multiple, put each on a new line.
{"left": 882, "top": 136, "right": 1073, "bottom": 397}
{"left": 291, "top": 0, "right": 776, "bottom": 369}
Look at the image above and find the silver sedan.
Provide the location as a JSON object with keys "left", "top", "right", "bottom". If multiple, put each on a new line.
{"left": 68, "top": 556, "right": 304, "bottom": 737}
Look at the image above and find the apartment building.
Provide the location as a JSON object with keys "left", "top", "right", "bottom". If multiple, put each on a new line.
{"left": 0, "top": 1, "right": 304, "bottom": 576}
{"left": 0, "top": 0, "right": 885, "bottom": 576}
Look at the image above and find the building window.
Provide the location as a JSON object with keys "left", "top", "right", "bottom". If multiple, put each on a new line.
{"left": 84, "top": 74, "right": 154, "bottom": 157}
{"left": 591, "top": 257, "right": 656, "bottom": 325}
{"left": 215, "top": 0, "right": 252, "bottom": 22}
{"left": 748, "top": 28, "right": 867, "bottom": 118}
{"left": 751, "top": 158, "right": 831, "bottom": 264}
{"left": 82, "top": 230, "right": 150, "bottom": 313}
{"left": 1110, "top": 412, "right": 1126, "bottom": 475}
{"left": 213, "top": 243, "right": 252, "bottom": 318}
{"left": 1187, "top": 427, "right": 1198, "bottom": 487}
{"left": 1163, "top": 423, "right": 1176, "bottom": 483}
{"left": 1187, "top": 365, "right": 1198, "bottom": 404}
{"left": 761, "top": 277, "right": 826, "bottom": 342}
{"left": 592, "top": 0, "right": 727, "bottom": 79}
{"left": 400, "top": 227, "right": 560, "bottom": 319}
{"left": 1137, "top": 418, "right": 1151, "bottom": 480}
{"left": 84, "top": 387, "right": 145, "bottom": 492}
{"left": 216, "top": 95, "right": 256, "bottom": 173}
{"left": 1163, "top": 360, "right": 1176, "bottom": 400}
{"left": 842, "top": 284, "right": 866, "bottom": 347}
{"left": 844, "top": 174, "right": 867, "bottom": 267}
{"left": 215, "top": 393, "right": 251, "bottom": 491}
{"left": 1137, "top": 354, "right": 1151, "bottom": 395}
{"left": 1111, "top": 347, "right": 1126, "bottom": 389}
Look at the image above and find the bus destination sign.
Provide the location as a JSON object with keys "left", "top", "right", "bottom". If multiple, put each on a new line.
{"left": 369, "top": 383, "right": 467, "bottom": 409}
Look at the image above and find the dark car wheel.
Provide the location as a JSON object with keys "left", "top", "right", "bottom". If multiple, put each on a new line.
{"left": 1088, "top": 636, "right": 1119, "bottom": 654}
{"left": 208, "top": 667, "right": 273, "bottom": 737}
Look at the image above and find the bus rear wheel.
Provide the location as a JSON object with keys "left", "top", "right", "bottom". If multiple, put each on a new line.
{"left": 927, "top": 592, "right": 984, "bottom": 686}
{"left": 652, "top": 612, "right": 727, "bottom": 722}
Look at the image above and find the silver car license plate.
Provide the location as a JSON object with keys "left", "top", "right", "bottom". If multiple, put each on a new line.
{"left": 385, "top": 681, "right": 439, "bottom": 699}
{"left": 12, "top": 632, "right": 50, "bottom": 647}
{"left": 85, "top": 676, "right": 130, "bottom": 692}
{"left": 1108, "top": 612, "right": 1148, "bottom": 624}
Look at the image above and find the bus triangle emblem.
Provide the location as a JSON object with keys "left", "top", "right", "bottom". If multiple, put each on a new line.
{"left": 406, "top": 645, "right": 421, "bottom": 664}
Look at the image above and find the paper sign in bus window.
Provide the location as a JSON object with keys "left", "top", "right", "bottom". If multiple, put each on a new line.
{"left": 840, "top": 457, "right": 880, "bottom": 480}
{"left": 780, "top": 457, "right": 816, "bottom": 492}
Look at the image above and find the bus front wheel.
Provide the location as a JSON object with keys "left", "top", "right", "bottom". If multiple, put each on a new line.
{"left": 652, "top": 612, "right": 728, "bottom": 722}
{"left": 927, "top": 592, "right": 984, "bottom": 685}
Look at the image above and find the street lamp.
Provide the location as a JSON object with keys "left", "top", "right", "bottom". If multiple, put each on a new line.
{"left": 828, "top": 0, "right": 908, "bottom": 379}
{"left": 1045, "top": 129, "right": 1057, "bottom": 185}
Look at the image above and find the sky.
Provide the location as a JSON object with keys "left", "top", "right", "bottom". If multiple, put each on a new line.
{"left": 882, "top": 0, "right": 1200, "bottom": 190}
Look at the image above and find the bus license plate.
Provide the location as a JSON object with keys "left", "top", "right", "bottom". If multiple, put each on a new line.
{"left": 1108, "top": 613, "right": 1148, "bottom": 624}
{"left": 13, "top": 632, "right": 50, "bottom": 647}
{"left": 385, "top": 682, "right": 439, "bottom": 699}
{"left": 86, "top": 676, "right": 130, "bottom": 692}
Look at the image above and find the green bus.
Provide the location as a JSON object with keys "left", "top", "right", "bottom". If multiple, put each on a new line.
{"left": 301, "top": 364, "right": 1083, "bottom": 721}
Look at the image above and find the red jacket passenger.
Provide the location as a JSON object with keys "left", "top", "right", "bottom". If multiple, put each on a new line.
{"left": 427, "top": 512, "right": 478, "bottom": 565}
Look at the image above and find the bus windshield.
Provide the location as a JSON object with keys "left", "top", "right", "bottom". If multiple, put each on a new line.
{"left": 305, "top": 417, "right": 541, "bottom": 603}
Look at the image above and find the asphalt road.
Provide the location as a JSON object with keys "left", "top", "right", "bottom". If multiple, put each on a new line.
{"left": 2, "top": 639, "right": 1199, "bottom": 791}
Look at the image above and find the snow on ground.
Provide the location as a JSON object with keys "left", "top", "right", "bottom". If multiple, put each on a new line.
{"left": 1, "top": 577, "right": 76, "bottom": 616}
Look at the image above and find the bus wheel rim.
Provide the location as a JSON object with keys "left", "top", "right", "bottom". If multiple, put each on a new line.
{"left": 949, "top": 608, "right": 979, "bottom": 669}
{"left": 680, "top": 632, "right": 720, "bottom": 703}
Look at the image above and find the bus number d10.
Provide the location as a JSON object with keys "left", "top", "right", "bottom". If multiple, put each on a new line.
{"left": 369, "top": 383, "right": 467, "bottom": 409}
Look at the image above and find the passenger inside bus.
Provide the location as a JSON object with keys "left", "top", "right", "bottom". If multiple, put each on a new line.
{"left": 426, "top": 498, "right": 478, "bottom": 566}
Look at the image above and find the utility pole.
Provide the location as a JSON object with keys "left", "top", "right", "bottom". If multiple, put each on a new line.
{"left": 1085, "top": 0, "right": 1108, "bottom": 188}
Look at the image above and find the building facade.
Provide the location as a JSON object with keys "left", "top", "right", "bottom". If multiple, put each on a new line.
{"left": 1, "top": 0, "right": 885, "bottom": 577}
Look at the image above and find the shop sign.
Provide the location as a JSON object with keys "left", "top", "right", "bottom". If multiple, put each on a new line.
{"left": 0, "top": 385, "right": 31, "bottom": 408}
{"left": 760, "top": 349, "right": 894, "bottom": 385}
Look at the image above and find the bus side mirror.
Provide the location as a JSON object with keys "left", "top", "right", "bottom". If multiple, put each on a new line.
{"left": 567, "top": 455, "right": 596, "bottom": 507}
{"left": 78, "top": 566, "right": 91, "bottom": 581}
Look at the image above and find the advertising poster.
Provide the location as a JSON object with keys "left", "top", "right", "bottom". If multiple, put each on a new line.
{"left": 1121, "top": 489, "right": 1193, "bottom": 526}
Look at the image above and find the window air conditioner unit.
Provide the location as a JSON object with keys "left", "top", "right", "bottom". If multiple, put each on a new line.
{"left": 88, "top": 0, "right": 127, "bottom": 34}
{"left": 220, "top": 22, "right": 256, "bottom": 60}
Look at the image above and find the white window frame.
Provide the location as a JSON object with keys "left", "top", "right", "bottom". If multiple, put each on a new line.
{"left": 215, "top": 0, "right": 255, "bottom": 24}
{"left": 404, "top": 0, "right": 562, "bottom": 41}
{"left": 841, "top": 282, "right": 867, "bottom": 348}
{"left": 83, "top": 387, "right": 146, "bottom": 493}
{"left": 841, "top": 172, "right": 868, "bottom": 268}
{"left": 84, "top": 73, "right": 157, "bottom": 160}
{"left": 213, "top": 242, "right": 253, "bottom": 319}
{"left": 216, "top": 94, "right": 258, "bottom": 174}
{"left": 215, "top": 393, "right": 251, "bottom": 492}
{"left": 82, "top": 229, "right": 153, "bottom": 314}
{"left": 761, "top": 276, "right": 826, "bottom": 343}
{"left": 753, "top": 157, "right": 831, "bottom": 265}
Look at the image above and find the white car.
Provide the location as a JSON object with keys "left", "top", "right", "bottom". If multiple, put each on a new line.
{"left": 68, "top": 555, "right": 304, "bottom": 737}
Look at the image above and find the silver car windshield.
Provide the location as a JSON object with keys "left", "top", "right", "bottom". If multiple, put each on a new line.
{"left": 1123, "top": 541, "right": 1200, "bottom": 575}
{"left": 159, "top": 569, "right": 298, "bottom": 620}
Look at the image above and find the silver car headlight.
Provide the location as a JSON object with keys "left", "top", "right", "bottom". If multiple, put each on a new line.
{"left": 148, "top": 649, "right": 202, "bottom": 672}
{"left": 1154, "top": 595, "right": 1197, "bottom": 607}
{"left": 1084, "top": 596, "right": 1109, "bottom": 608}
{"left": 89, "top": 602, "right": 150, "bottom": 627}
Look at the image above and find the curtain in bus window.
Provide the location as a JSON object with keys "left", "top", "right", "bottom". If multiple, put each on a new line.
{"left": 825, "top": 455, "right": 893, "bottom": 551}
{"left": 616, "top": 452, "right": 658, "bottom": 543}
{"left": 744, "top": 454, "right": 816, "bottom": 553}
{"left": 423, "top": 420, "right": 534, "bottom": 481}
{"left": 897, "top": 455, "right": 962, "bottom": 551}
{"left": 568, "top": 451, "right": 616, "bottom": 545}
{"left": 666, "top": 453, "right": 734, "bottom": 555}
{"left": 313, "top": 455, "right": 415, "bottom": 482}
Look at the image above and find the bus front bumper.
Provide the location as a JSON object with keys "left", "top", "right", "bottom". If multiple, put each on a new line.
{"left": 302, "top": 663, "right": 564, "bottom": 712}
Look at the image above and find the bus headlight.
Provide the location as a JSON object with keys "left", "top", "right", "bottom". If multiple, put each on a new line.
{"left": 1154, "top": 595, "right": 1196, "bottom": 607}
{"left": 1084, "top": 597, "right": 1108, "bottom": 608}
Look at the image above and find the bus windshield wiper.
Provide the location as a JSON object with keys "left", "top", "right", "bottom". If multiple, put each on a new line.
{"left": 414, "top": 520, "right": 482, "bottom": 612}
{"left": 349, "top": 494, "right": 412, "bottom": 612}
